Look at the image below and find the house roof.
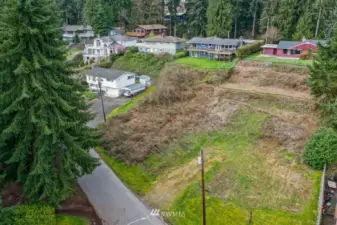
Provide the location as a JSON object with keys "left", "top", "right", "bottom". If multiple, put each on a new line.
{"left": 262, "top": 44, "right": 278, "bottom": 48}
{"left": 85, "top": 67, "right": 129, "bottom": 80}
{"left": 123, "top": 83, "right": 145, "bottom": 91}
{"left": 127, "top": 32, "right": 147, "bottom": 37}
{"left": 137, "top": 24, "right": 168, "bottom": 30}
{"left": 278, "top": 40, "right": 327, "bottom": 49}
{"left": 63, "top": 25, "right": 92, "bottom": 32}
{"left": 187, "top": 37, "right": 242, "bottom": 46}
{"left": 111, "top": 35, "right": 137, "bottom": 42}
{"left": 143, "top": 35, "right": 185, "bottom": 43}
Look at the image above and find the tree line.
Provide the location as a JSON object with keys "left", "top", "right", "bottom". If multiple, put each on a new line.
{"left": 187, "top": 0, "right": 337, "bottom": 40}
{"left": 56, "top": 0, "right": 337, "bottom": 40}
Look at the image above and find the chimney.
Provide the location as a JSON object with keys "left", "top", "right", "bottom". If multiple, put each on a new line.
{"left": 302, "top": 36, "right": 306, "bottom": 42}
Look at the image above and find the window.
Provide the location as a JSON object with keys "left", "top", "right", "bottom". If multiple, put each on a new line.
{"left": 283, "top": 49, "right": 288, "bottom": 54}
{"left": 294, "top": 49, "right": 301, "bottom": 54}
{"left": 127, "top": 75, "right": 134, "bottom": 80}
{"left": 225, "top": 45, "right": 228, "bottom": 49}
{"left": 208, "top": 44, "right": 212, "bottom": 48}
{"left": 96, "top": 40, "right": 101, "bottom": 47}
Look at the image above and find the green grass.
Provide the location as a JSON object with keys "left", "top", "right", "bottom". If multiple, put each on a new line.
{"left": 96, "top": 147, "right": 156, "bottom": 195}
{"left": 169, "top": 110, "right": 320, "bottom": 225}
{"left": 107, "top": 86, "right": 155, "bottom": 118}
{"left": 113, "top": 52, "right": 167, "bottom": 79}
{"left": 175, "top": 57, "right": 234, "bottom": 70}
{"left": 245, "top": 52, "right": 313, "bottom": 66}
{"left": 56, "top": 215, "right": 90, "bottom": 225}
{"left": 83, "top": 91, "right": 96, "bottom": 100}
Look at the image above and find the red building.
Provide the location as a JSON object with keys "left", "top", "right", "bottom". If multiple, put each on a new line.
{"left": 127, "top": 24, "right": 168, "bottom": 38}
{"left": 262, "top": 38, "right": 326, "bottom": 59}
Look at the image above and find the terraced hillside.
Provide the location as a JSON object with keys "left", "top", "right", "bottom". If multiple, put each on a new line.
{"left": 100, "top": 62, "right": 320, "bottom": 225}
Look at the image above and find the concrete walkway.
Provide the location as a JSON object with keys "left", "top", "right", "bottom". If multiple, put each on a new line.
{"left": 78, "top": 98, "right": 166, "bottom": 225}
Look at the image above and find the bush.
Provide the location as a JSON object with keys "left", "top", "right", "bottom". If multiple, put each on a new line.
{"left": 237, "top": 40, "right": 265, "bottom": 59}
{"left": 0, "top": 204, "right": 56, "bottom": 225}
{"left": 125, "top": 46, "right": 138, "bottom": 53}
{"left": 175, "top": 50, "right": 187, "bottom": 59}
{"left": 303, "top": 127, "right": 337, "bottom": 169}
{"left": 99, "top": 60, "right": 112, "bottom": 68}
{"left": 110, "top": 52, "right": 124, "bottom": 64}
{"left": 300, "top": 51, "right": 309, "bottom": 60}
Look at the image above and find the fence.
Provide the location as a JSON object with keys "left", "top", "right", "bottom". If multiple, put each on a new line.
{"left": 316, "top": 164, "right": 327, "bottom": 225}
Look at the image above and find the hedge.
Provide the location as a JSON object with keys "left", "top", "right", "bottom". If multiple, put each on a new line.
{"left": 237, "top": 40, "right": 265, "bottom": 59}
{"left": 0, "top": 204, "right": 55, "bottom": 225}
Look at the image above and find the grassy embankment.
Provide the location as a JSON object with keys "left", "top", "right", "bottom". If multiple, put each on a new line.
{"left": 112, "top": 52, "right": 171, "bottom": 79}
{"left": 245, "top": 52, "right": 313, "bottom": 66}
{"left": 56, "top": 215, "right": 90, "bottom": 225}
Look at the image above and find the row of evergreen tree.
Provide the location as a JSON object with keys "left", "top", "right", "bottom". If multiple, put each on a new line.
{"left": 56, "top": 0, "right": 337, "bottom": 40}
{"left": 187, "top": 0, "right": 337, "bottom": 40}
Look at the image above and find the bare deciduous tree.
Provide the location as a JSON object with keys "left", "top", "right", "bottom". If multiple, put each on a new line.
{"left": 263, "top": 26, "right": 282, "bottom": 44}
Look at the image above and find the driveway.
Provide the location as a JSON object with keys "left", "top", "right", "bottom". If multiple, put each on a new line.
{"left": 87, "top": 97, "right": 129, "bottom": 128}
{"left": 79, "top": 97, "right": 166, "bottom": 225}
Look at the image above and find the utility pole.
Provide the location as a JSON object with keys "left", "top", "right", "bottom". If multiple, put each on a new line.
{"left": 98, "top": 77, "right": 106, "bottom": 122}
{"left": 200, "top": 149, "right": 206, "bottom": 225}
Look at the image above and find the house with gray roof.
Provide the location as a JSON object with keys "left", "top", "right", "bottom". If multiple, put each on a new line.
{"left": 186, "top": 37, "right": 245, "bottom": 61}
{"left": 85, "top": 67, "right": 136, "bottom": 98}
{"left": 137, "top": 35, "right": 186, "bottom": 55}
{"left": 62, "top": 25, "right": 94, "bottom": 42}
{"left": 262, "top": 37, "right": 327, "bottom": 59}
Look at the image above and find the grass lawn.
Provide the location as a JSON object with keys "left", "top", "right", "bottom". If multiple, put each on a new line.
{"left": 175, "top": 57, "right": 235, "bottom": 70}
{"left": 169, "top": 109, "right": 320, "bottom": 225}
{"left": 56, "top": 215, "right": 90, "bottom": 225}
{"left": 107, "top": 86, "right": 155, "bottom": 118}
{"left": 245, "top": 52, "right": 313, "bottom": 66}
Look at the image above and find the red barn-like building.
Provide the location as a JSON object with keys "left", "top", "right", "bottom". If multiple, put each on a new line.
{"left": 262, "top": 38, "right": 326, "bottom": 59}
{"left": 127, "top": 24, "right": 168, "bottom": 38}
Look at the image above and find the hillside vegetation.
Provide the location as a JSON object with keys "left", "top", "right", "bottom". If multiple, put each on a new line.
{"left": 112, "top": 51, "right": 174, "bottom": 79}
{"left": 100, "top": 62, "right": 320, "bottom": 224}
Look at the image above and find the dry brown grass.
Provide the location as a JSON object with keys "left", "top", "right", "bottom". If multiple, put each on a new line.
{"left": 231, "top": 63, "right": 309, "bottom": 92}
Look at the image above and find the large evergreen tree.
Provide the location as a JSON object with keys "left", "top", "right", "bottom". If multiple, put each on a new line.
{"left": 292, "top": 10, "right": 314, "bottom": 40}
{"left": 276, "top": 0, "right": 298, "bottom": 39}
{"left": 307, "top": 29, "right": 337, "bottom": 103}
{"left": 207, "top": 0, "right": 232, "bottom": 38}
{"left": 92, "top": 2, "right": 111, "bottom": 36}
{"left": 0, "top": 0, "right": 99, "bottom": 204}
{"left": 186, "top": 0, "right": 208, "bottom": 37}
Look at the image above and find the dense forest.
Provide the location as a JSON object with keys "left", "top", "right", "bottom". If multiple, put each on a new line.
{"left": 56, "top": 0, "right": 337, "bottom": 40}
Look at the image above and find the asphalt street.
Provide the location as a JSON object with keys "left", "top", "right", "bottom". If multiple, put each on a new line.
{"left": 78, "top": 97, "right": 166, "bottom": 225}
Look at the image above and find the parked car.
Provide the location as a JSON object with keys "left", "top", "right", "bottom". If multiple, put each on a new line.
{"left": 122, "top": 83, "right": 146, "bottom": 97}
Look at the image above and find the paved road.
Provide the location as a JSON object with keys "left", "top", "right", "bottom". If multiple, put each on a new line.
{"left": 79, "top": 97, "right": 166, "bottom": 225}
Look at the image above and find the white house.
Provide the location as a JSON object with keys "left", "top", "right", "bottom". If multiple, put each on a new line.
{"left": 62, "top": 25, "right": 94, "bottom": 42}
{"left": 137, "top": 35, "right": 185, "bottom": 55}
{"left": 85, "top": 67, "right": 136, "bottom": 98}
{"left": 83, "top": 35, "right": 137, "bottom": 63}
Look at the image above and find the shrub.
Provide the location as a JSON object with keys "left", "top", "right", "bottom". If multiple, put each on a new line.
{"left": 99, "top": 60, "right": 112, "bottom": 68}
{"left": 0, "top": 204, "right": 56, "bottom": 225}
{"left": 300, "top": 51, "right": 309, "bottom": 60}
{"left": 89, "top": 58, "right": 94, "bottom": 64}
{"left": 175, "top": 50, "right": 187, "bottom": 59}
{"left": 125, "top": 46, "right": 138, "bottom": 53}
{"left": 109, "top": 52, "right": 124, "bottom": 64}
{"left": 303, "top": 127, "right": 337, "bottom": 169}
{"left": 237, "top": 40, "right": 265, "bottom": 59}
